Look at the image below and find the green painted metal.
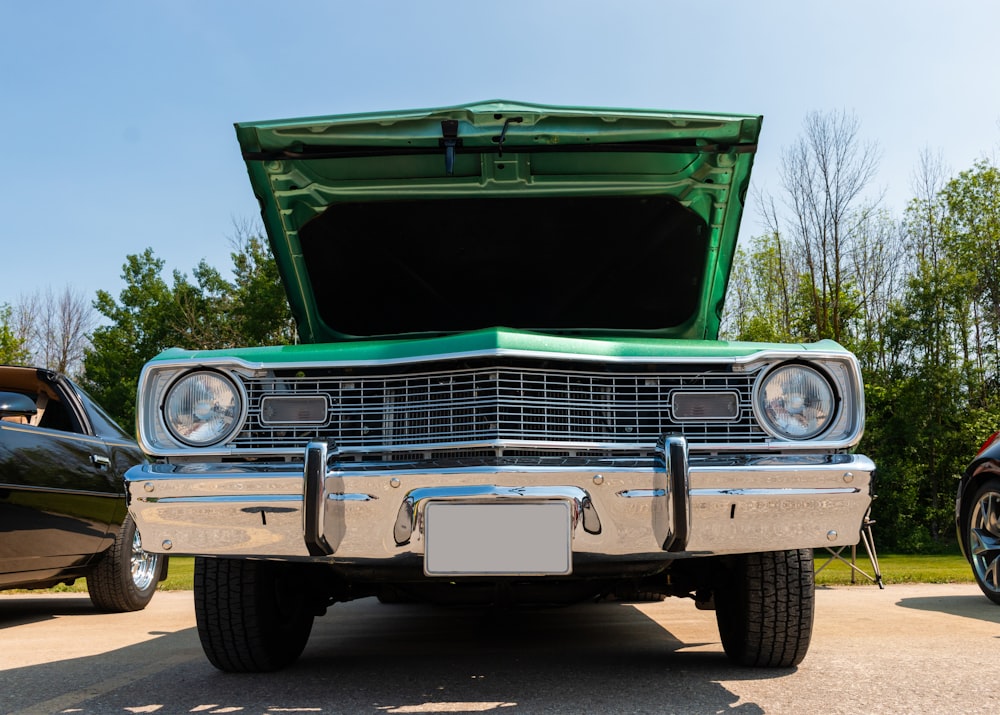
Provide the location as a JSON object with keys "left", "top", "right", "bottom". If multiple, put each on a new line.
{"left": 234, "top": 101, "right": 762, "bottom": 344}
{"left": 148, "top": 327, "right": 848, "bottom": 365}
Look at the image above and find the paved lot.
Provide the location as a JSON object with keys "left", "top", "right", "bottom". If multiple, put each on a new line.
{"left": 1, "top": 583, "right": 997, "bottom": 714}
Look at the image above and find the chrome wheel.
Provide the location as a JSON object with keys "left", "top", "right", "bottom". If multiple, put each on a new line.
{"left": 969, "top": 483, "right": 1000, "bottom": 603}
{"left": 89, "top": 514, "right": 162, "bottom": 612}
{"left": 130, "top": 528, "right": 160, "bottom": 591}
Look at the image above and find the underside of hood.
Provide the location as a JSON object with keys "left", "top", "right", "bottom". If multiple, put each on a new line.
{"left": 235, "top": 100, "right": 762, "bottom": 343}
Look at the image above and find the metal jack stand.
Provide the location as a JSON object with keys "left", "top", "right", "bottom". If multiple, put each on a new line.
{"left": 815, "top": 510, "right": 884, "bottom": 589}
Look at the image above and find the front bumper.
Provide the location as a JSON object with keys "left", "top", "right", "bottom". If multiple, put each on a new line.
{"left": 125, "top": 437, "right": 874, "bottom": 569}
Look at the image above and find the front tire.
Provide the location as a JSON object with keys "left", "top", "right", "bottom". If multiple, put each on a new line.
{"left": 194, "top": 557, "right": 316, "bottom": 672}
{"left": 967, "top": 478, "right": 1000, "bottom": 605}
{"left": 87, "top": 514, "right": 164, "bottom": 612}
{"left": 714, "top": 549, "right": 815, "bottom": 668}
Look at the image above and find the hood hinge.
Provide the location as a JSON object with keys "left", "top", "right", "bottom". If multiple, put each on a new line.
{"left": 439, "top": 120, "right": 462, "bottom": 175}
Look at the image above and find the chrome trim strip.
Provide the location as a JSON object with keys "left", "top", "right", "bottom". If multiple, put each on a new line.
{"left": 0, "top": 424, "right": 109, "bottom": 446}
{"left": 618, "top": 489, "right": 666, "bottom": 498}
{"left": 691, "top": 487, "right": 859, "bottom": 496}
{"left": 141, "top": 485, "right": 862, "bottom": 505}
{"left": 150, "top": 495, "right": 301, "bottom": 504}
{"left": 141, "top": 451, "right": 871, "bottom": 476}
{"left": 597, "top": 486, "right": 860, "bottom": 500}
{"left": 145, "top": 436, "right": 863, "bottom": 460}
{"left": 0, "top": 483, "right": 120, "bottom": 499}
{"left": 138, "top": 346, "right": 862, "bottom": 372}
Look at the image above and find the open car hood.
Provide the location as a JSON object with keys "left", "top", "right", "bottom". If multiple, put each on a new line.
{"left": 235, "top": 100, "right": 762, "bottom": 343}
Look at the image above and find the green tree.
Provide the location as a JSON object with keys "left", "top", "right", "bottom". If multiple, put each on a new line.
{"left": 861, "top": 157, "right": 1000, "bottom": 551}
{"left": 866, "top": 256, "right": 971, "bottom": 549}
{"left": 0, "top": 304, "right": 30, "bottom": 365}
{"left": 82, "top": 249, "right": 178, "bottom": 429}
{"left": 228, "top": 223, "right": 296, "bottom": 345}
{"left": 940, "top": 160, "right": 1000, "bottom": 405}
{"left": 81, "top": 230, "right": 294, "bottom": 428}
{"left": 723, "top": 231, "right": 799, "bottom": 342}
{"left": 172, "top": 260, "right": 238, "bottom": 349}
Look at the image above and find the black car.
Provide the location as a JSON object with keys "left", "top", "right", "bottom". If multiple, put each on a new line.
{"left": 957, "top": 430, "right": 1000, "bottom": 604}
{"left": 0, "top": 365, "right": 165, "bottom": 611}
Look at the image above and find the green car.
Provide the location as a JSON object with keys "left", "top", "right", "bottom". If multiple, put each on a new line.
{"left": 125, "top": 101, "right": 874, "bottom": 672}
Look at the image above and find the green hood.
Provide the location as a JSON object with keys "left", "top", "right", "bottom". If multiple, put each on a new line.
{"left": 235, "top": 100, "right": 761, "bottom": 344}
{"left": 150, "top": 327, "right": 843, "bottom": 365}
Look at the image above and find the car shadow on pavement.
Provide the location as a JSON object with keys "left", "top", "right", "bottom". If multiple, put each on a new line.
{"left": 0, "top": 592, "right": 97, "bottom": 628}
{"left": 895, "top": 593, "right": 1000, "bottom": 624}
{"left": 0, "top": 597, "right": 788, "bottom": 714}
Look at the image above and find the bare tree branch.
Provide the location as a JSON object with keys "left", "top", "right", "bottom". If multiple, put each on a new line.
{"left": 778, "top": 109, "right": 881, "bottom": 342}
{"left": 13, "top": 286, "right": 95, "bottom": 375}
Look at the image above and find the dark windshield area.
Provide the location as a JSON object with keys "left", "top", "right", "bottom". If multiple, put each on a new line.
{"left": 298, "top": 195, "right": 708, "bottom": 337}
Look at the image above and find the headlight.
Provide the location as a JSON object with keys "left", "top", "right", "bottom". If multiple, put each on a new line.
{"left": 755, "top": 363, "right": 836, "bottom": 440}
{"left": 163, "top": 371, "right": 242, "bottom": 447}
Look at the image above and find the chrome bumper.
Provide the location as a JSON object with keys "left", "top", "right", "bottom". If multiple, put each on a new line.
{"left": 125, "top": 437, "right": 874, "bottom": 565}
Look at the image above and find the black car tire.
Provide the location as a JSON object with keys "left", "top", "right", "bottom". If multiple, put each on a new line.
{"left": 714, "top": 549, "right": 815, "bottom": 668}
{"left": 967, "top": 478, "right": 1000, "bottom": 604}
{"left": 87, "top": 514, "right": 163, "bottom": 612}
{"left": 194, "top": 557, "right": 315, "bottom": 672}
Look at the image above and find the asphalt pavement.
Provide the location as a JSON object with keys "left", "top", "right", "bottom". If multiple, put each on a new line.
{"left": 0, "top": 583, "right": 997, "bottom": 714}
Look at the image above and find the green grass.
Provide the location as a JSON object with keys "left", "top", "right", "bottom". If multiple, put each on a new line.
{"left": 11, "top": 553, "right": 975, "bottom": 595}
{"left": 161, "top": 552, "right": 974, "bottom": 589}
{"left": 6, "top": 557, "right": 195, "bottom": 595}
{"left": 813, "top": 550, "right": 973, "bottom": 586}
{"left": 160, "top": 556, "right": 195, "bottom": 590}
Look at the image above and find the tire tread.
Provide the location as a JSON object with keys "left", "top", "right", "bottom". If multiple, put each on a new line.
{"left": 716, "top": 549, "right": 815, "bottom": 668}
{"left": 194, "top": 557, "right": 314, "bottom": 672}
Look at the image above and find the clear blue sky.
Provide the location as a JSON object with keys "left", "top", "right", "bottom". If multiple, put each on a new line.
{"left": 2, "top": 1, "right": 998, "bottom": 307}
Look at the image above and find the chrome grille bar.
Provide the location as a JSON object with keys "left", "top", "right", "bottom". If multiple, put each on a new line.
{"left": 232, "top": 363, "right": 766, "bottom": 451}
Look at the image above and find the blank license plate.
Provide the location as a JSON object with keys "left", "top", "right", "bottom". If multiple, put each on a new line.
{"left": 424, "top": 501, "right": 572, "bottom": 576}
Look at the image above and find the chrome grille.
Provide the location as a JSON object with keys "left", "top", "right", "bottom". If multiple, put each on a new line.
{"left": 232, "top": 360, "right": 767, "bottom": 452}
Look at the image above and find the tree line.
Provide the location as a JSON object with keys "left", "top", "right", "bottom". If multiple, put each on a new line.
{"left": 2, "top": 112, "right": 998, "bottom": 552}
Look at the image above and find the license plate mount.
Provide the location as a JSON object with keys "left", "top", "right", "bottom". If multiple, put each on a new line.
{"left": 423, "top": 501, "right": 572, "bottom": 576}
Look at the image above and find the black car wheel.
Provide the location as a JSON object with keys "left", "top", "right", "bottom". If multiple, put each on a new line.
{"left": 714, "top": 549, "right": 815, "bottom": 668}
{"left": 87, "top": 514, "right": 164, "bottom": 612}
{"left": 967, "top": 479, "right": 1000, "bottom": 604}
{"left": 194, "top": 557, "right": 316, "bottom": 672}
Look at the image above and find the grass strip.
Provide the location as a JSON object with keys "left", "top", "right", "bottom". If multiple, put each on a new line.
{"left": 5, "top": 552, "right": 974, "bottom": 595}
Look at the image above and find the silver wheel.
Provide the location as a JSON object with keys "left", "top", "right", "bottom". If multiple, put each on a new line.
{"left": 130, "top": 528, "right": 160, "bottom": 591}
{"left": 969, "top": 483, "right": 1000, "bottom": 604}
{"left": 88, "top": 514, "right": 164, "bottom": 612}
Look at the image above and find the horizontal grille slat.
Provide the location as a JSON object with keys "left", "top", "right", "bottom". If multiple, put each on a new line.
{"left": 233, "top": 362, "right": 766, "bottom": 451}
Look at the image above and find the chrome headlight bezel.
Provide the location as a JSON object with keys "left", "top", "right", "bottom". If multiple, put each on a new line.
{"left": 752, "top": 362, "right": 840, "bottom": 441}
{"left": 161, "top": 369, "right": 246, "bottom": 448}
